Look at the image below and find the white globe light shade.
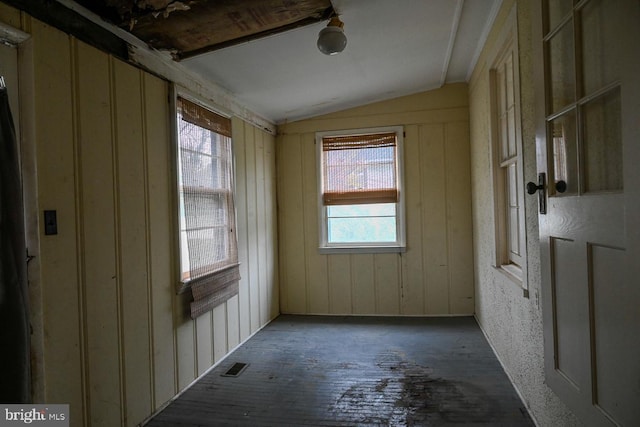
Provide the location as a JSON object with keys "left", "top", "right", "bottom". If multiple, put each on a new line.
{"left": 317, "top": 25, "right": 347, "bottom": 55}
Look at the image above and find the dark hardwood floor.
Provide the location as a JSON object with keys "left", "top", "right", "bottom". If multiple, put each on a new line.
{"left": 145, "top": 315, "right": 534, "bottom": 426}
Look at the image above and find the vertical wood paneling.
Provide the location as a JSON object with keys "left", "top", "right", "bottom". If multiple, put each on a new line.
{"left": 328, "top": 255, "right": 351, "bottom": 313}
{"left": 401, "top": 125, "right": 425, "bottom": 314}
{"left": 212, "top": 304, "right": 227, "bottom": 362}
{"left": 278, "top": 134, "right": 307, "bottom": 313}
{"left": 277, "top": 86, "right": 473, "bottom": 317}
{"left": 302, "top": 133, "right": 329, "bottom": 313}
{"left": 375, "top": 254, "right": 401, "bottom": 314}
{"left": 445, "top": 122, "right": 475, "bottom": 313}
{"left": 21, "top": 9, "right": 278, "bottom": 425}
{"left": 351, "top": 254, "right": 375, "bottom": 314}
{"left": 255, "top": 131, "right": 269, "bottom": 325}
{"left": 32, "top": 21, "right": 85, "bottom": 425}
{"left": 195, "top": 312, "right": 213, "bottom": 375}
{"left": 113, "top": 60, "right": 153, "bottom": 426}
{"left": 420, "top": 124, "right": 451, "bottom": 314}
{"left": 175, "top": 297, "right": 196, "bottom": 390}
{"left": 76, "top": 43, "right": 122, "bottom": 427}
{"left": 233, "top": 119, "right": 251, "bottom": 342}
{"left": 245, "top": 126, "right": 260, "bottom": 332}
{"left": 264, "top": 132, "right": 280, "bottom": 319}
{"left": 226, "top": 295, "right": 240, "bottom": 350}
{"left": 143, "top": 75, "right": 177, "bottom": 409}
{"left": 0, "top": 3, "right": 20, "bottom": 27}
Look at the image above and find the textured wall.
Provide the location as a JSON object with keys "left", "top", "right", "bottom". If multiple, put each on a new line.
{"left": 6, "top": 6, "right": 278, "bottom": 426}
{"left": 277, "top": 84, "right": 474, "bottom": 316}
{"left": 468, "top": 1, "right": 578, "bottom": 425}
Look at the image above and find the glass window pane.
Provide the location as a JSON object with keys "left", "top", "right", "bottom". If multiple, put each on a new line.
{"left": 507, "top": 163, "right": 518, "bottom": 207}
{"left": 509, "top": 206, "right": 520, "bottom": 258}
{"left": 546, "top": 0, "right": 573, "bottom": 32}
{"left": 581, "top": 0, "right": 622, "bottom": 94}
{"left": 180, "top": 150, "right": 213, "bottom": 188}
{"left": 178, "top": 120, "right": 212, "bottom": 154}
{"left": 327, "top": 203, "right": 397, "bottom": 243}
{"left": 548, "top": 23, "right": 576, "bottom": 113}
{"left": 328, "top": 217, "right": 397, "bottom": 243}
{"left": 500, "top": 116, "right": 509, "bottom": 161}
{"left": 505, "top": 52, "right": 515, "bottom": 107}
{"left": 328, "top": 203, "right": 395, "bottom": 218}
{"left": 185, "top": 227, "right": 229, "bottom": 271}
{"left": 583, "top": 88, "right": 622, "bottom": 192}
{"left": 183, "top": 193, "right": 227, "bottom": 229}
{"left": 550, "top": 110, "right": 578, "bottom": 194}
{"left": 507, "top": 107, "right": 517, "bottom": 158}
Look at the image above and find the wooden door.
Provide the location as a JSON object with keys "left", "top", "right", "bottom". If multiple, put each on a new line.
{"left": 533, "top": 0, "right": 640, "bottom": 425}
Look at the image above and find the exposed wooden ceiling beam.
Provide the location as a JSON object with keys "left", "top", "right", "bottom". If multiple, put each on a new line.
{"left": 73, "top": 0, "right": 334, "bottom": 60}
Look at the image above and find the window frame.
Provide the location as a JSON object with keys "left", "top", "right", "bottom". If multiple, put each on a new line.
{"left": 316, "top": 126, "right": 406, "bottom": 254}
{"left": 488, "top": 5, "right": 529, "bottom": 294}
{"left": 171, "top": 87, "right": 239, "bottom": 299}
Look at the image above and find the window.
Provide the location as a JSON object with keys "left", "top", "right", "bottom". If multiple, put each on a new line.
{"left": 175, "top": 95, "right": 239, "bottom": 318}
{"left": 489, "top": 9, "right": 527, "bottom": 289}
{"left": 317, "top": 127, "right": 405, "bottom": 253}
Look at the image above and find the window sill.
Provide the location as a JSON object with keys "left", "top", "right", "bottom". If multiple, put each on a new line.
{"left": 319, "top": 245, "right": 406, "bottom": 255}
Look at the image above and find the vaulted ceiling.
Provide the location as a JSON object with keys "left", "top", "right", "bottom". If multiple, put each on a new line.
{"left": 64, "top": 0, "right": 501, "bottom": 123}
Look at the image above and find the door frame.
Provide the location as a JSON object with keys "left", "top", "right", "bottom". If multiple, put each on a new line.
{"left": 0, "top": 19, "right": 44, "bottom": 403}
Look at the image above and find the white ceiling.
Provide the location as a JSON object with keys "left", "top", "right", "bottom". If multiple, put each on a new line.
{"left": 181, "top": 0, "right": 501, "bottom": 124}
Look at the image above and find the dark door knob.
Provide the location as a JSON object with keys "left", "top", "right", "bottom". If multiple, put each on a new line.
{"left": 527, "top": 181, "right": 543, "bottom": 195}
{"left": 527, "top": 173, "right": 547, "bottom": 215}
{"left": 555, "top": 180, "right": 567, "bottom": 193}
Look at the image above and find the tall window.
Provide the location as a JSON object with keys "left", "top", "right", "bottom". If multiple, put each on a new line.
{"left": 176, "top": 96, "right": 239, "bottom": 318}
{"left": 317, "top": 127, "right": 405, "bottom": 253}
{"left": 489, "top": 9, "right": 527, "bottom": 287}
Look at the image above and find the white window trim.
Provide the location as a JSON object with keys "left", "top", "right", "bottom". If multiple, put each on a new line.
{"left": 316, "top": 126, "right": 406, "bottom": 254}
{"left": 488, "top": 5, "right": 529, "bottom": 296}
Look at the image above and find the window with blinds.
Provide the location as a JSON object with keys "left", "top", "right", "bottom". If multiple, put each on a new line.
{"left": 176, "top": 96, "right": 239, "bottom": 318}
{"left": 317, "top": 127, "right": 405, "bottom": 253}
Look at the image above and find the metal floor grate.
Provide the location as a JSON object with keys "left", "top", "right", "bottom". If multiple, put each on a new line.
{"left": 221, "top": 362, "right": 248, "bottom": 377}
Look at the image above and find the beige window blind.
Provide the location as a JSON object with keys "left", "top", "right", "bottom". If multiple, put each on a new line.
{"left": 321, "top": 132, "right": 398, "bottom": 205}
{"left": 177, "top": 96, "right": 239, "bottom": 319}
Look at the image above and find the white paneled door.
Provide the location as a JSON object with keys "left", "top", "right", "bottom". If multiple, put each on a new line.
{"left": 533, "top": 1, "right": 640, "bottom": 425}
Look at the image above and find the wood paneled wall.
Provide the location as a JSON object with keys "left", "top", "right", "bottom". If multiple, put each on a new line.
{"left": 7, "top": 7, "right": 278, "bottom": 426}
{"left": 276, "top": 84, "right": 474, "bottom": 316}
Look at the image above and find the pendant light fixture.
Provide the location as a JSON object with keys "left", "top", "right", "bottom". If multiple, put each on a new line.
{"left": 317, "top": 16, "right": 347, "bottom": 55}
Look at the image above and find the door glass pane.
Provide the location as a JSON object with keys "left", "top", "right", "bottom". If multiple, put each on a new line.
{"left": 548, "top": 23, "right": 576, "bottom": 113}
{"left": 506, "top": 163, "right": 521, "bottom": 257}
{"left": 546, "top": 0, "right": 573, "bottom": 32}
{"left": 583, "top": 88, "right": 622, "bottom": 192}
{"left": 550, "top": 110, "right": 578, "bottom": 195}
{"left": 581, "top": 0, "right": 621, "bottom": 94}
